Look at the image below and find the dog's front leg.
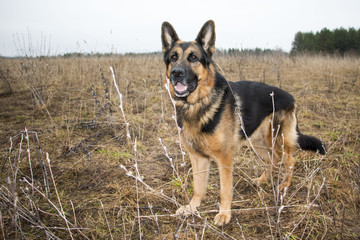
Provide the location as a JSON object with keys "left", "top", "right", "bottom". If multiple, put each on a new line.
{"left": 214, "top": 152, "right": 233, "bottom": 226}
{"left": 176, "top": 153, "right": 210, "bottom": 215}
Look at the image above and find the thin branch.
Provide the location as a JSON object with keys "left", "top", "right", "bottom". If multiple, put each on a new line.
{"left": 110, "top": 66, "right": 131, "bottom": 145}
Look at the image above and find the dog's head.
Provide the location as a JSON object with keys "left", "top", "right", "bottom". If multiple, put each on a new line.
{"left": 161, "top": 20, "right": 216, "bottom": 103}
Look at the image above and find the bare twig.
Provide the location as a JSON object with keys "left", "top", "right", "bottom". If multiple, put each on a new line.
{"left": 46, "top": 153, "right": 74, "bottom": 240}
{"left": 133, "top": 138, "right": 142, "bottom": 239}
{"left": 158, "top": 138, "right": 184, "bottom": 185}
{"left": 235, "top": 217, "right": 246, "bottom": 240}
{"left": 100, "top": 201, "right": 113, "bottom": 240}
{"left": 110, "top": 66, "right": 131, "bottom": 145}
{"left": 24, "top": 128, "right": 34, "bottom": 196}
{"left": 287, "top": 177, "right": 326, "bottom": 238}
{"left": 147, "top": 201, "right": 161, "bottom": 235}
{"left": 164, "top": 78, "right": 186, "bottom": 168}
{"left": 70, "top": 200, "right": 77, "bottom": 227}
{"left": 0, "top": 210, "right": 5, "bottom": 240}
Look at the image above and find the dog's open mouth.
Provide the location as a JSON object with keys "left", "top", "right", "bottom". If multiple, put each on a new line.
{"left": 174, "top": 82, "right": 190, "bottom": 97}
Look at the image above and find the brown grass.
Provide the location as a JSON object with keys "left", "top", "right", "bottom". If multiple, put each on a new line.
{"left": 0, "top": 53, "right": 359, "bottom": 239}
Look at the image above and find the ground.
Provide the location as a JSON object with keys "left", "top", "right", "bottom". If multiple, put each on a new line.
{"left": 0, "top": 53, "right": 359, "bottom": 239}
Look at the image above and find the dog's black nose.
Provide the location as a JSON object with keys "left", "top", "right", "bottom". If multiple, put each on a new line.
{"left": 171, "top": 67, "right": 185, "bottom": 80}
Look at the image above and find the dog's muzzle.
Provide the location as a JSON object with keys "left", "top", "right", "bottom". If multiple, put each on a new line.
{"left": 170, "top": 67, "right": 191, "bottom": 97}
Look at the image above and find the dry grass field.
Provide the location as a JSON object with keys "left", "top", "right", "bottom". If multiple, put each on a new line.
{"left": 0, "top": 52, "right": 359, "bottom": 239}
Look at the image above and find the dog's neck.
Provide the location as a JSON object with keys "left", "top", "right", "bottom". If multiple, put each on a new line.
{"left": 175, "top": 86, "right": 227, "bottom": 130}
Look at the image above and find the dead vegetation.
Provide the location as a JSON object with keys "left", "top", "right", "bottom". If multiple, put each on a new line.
{"left": 0, "top": 53, "right": 359, "bottom": 239}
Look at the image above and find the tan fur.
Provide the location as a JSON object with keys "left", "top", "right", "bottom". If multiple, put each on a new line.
{"left": 161, "top": 20, "right": 324, "bottom": 227}
{"left": 163, "top": 25, "right": 300, "bottom": 226}
{"left": 176, "top": 102, "right": 236, "bottom": 225}
{"left": 250, "top": 108, "right": 298, "bottom": 190}
{"left": 164, "top": 44, "right": 216, "bottom": 105}
{"left": 170, "top": 76, "right": 300, "bottom": 226}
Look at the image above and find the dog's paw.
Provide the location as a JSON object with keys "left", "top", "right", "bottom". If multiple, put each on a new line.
{"left": 176, "top": 205, "right": 197, "bottom": 216}
{"left": 278, "top": 182, "right": 290, "bottom": 192}
{"left": 214, "top": 211, "right": 231, "bottom": 226}
{"left": 251, "top": 177, "right": 263, "bottom": 186}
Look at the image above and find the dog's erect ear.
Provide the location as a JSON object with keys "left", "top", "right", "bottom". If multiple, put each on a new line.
{"left": 196, "top": 20, "right": 216, "bottom": 56}
{"left": 161, "top": 22, "right": 179, "bottom": 53}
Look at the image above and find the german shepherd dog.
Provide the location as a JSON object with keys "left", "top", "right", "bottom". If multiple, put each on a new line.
{"left": 161, "top": 20, "right": 326, "bottom": 226}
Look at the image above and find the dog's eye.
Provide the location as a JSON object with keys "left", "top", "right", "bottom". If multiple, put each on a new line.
{"left": 170, "top": 54, "right": 178, "bottom": 62}
{"left": 189, "top": 54, "right": 199, "bottom": 62}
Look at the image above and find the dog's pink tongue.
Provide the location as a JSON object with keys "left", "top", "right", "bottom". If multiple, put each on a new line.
{"left": 175, "top": 82, "right": 188, "bottom": 92}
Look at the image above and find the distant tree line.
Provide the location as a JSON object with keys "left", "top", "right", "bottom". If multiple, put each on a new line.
{"left": 291, "top": 27, "right": 360, "bottom": 55}
{"left": 60, "top": 51, "right": 162, "bottom": 58}
{"left": 217, "top": 48, "right": 286, "bottom": 56}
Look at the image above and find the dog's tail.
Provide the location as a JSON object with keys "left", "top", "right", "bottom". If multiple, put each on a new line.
{"left": 297, "top": 126, "right": 326, "bottom": 155}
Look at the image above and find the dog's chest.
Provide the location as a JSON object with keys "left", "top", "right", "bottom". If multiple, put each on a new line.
{"left": 180, "top": 124, "right": 209, "bottom": 155}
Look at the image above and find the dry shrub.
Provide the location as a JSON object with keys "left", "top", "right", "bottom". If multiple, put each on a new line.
{"left": 0, "top": 53, "right": 359, "bottom": 239}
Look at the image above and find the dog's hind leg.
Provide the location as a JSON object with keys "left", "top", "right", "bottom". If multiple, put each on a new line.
{"left": 278, "top": 147, "right": 296, "bottom": 191}
{"left": 250, "top": 122, "right": 278, "bottom": 186}
{"left": 251, "top": 145, "right": 274, "bottom": 186}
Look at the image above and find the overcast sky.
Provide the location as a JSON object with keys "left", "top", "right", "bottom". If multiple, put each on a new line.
{"left": 1, "top": 0, "right": 360, "bottom": 56}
